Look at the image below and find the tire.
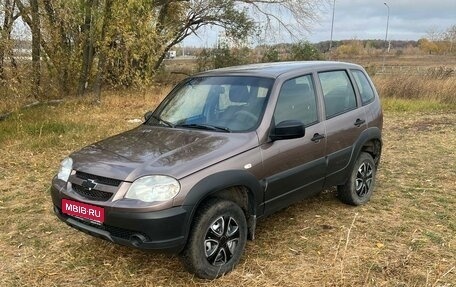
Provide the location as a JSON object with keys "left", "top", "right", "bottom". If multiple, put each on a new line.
{"left": 338, "top": 152, "right": 376, "bottom": 206}
{"left": 181, "top": 198, "right": 247, "bottom": 279}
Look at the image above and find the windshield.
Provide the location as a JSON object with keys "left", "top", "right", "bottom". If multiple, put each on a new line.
{"left": 151, "top": 76, "right": 274, "bottom": 132}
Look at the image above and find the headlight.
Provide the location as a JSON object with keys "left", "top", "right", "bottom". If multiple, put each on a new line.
{"left": 125, "top": 175, "right": 180, "bottom": 203}
{"left": 57, "top": 157, "right": 73, "bottom": 182}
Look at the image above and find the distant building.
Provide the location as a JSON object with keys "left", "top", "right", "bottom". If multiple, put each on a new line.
{"left": 166, "top": 50, "right": 177, "bottom": 59}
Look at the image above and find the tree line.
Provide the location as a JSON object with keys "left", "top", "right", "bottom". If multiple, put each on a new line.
{"left": 0, "top": 0, "right": 322, "bottom": 101}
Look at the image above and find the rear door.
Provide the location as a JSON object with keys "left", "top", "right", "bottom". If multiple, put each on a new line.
{"left": 316, "top": 70, "right": 367, "bottom": 187}
{"left": 261, "top": 74, "right": 326, "bottom": 215}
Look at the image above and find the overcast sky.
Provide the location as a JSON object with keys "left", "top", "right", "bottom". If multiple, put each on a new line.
{"left": 186, "top": 0, "right": 456, "bottom": 46}
{"left": 309, "top": 0, "right": 456, "bottom": 42}
{"left": 11, "top": 0, "right": 455, "bottom": 47}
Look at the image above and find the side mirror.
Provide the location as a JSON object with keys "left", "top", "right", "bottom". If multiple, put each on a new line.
{"left": 144, "top": 111, "right": 153, "bottom": 122}
{"left": 270, "top": 120, "right": 305, "bottom": 141}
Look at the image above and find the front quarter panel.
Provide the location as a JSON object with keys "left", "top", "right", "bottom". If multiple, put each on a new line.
{"left": 170, "top": 146, "right": 264, "bottom": 245}
{"left": 174, "top": 146, "right": 264, "bottom": 211}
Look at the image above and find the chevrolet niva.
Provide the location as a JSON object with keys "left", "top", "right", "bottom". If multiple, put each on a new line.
{"left": 51, "top": 61, "right": 383, "bottom": 279}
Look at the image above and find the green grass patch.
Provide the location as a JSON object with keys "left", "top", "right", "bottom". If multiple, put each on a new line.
{"left": 381, "top": 98, "right": 456, "bottom": 112}
{"left": 424, "top": 231, "right": 444, "bottom": 245}
{"left": 0, "top": 107, "right": 93, "bottom": 149}
{"left": 24, "top": 121, "right": 77, "bottom": 136}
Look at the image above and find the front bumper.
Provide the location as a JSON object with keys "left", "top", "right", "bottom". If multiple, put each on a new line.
{"left": 51, "top": 181, "right": 191, "bottom": 253}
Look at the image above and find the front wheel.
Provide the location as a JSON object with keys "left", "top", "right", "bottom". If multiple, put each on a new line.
{"left": 181, "top": 198, "right": 247, "bottom": 279}
{"left": 338, "top": 152, "right": 377, "bottom": 206}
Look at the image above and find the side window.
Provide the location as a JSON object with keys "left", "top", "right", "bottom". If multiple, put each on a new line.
{"left": 273, "top": 75, "right": 318, "bottom": 126}
{"left": 352, "top": 70, "right": 375, "bottom": 105}
{"left": 318, "top": 70, "right": 357, "bottom": 119}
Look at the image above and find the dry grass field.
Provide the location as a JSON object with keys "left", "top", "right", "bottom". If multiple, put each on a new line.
{"left": 1, "top": 72, "right": 455, "bottom": 286}
{"left": 336, "top": 54, "right": 456, "bottom": 69}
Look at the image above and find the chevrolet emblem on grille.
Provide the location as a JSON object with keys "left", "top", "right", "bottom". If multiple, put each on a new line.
{"left": 81, "top": 179, "right": 97, "bottom": 190}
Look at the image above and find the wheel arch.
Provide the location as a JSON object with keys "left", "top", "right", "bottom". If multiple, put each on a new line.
{"left": 356, "top": 127, "right": 382, "bottom": 166}
{"left": 360, "top": 138, "right": 382, "bottom": 167}
{"left": 333, "top": 127, "right": 382, "bottom": 187}
{"left": 182, "top": 170, "right": 264, "bottom": 242}
{"left": 350, "top": 127, "right": 382, "bottom": 170}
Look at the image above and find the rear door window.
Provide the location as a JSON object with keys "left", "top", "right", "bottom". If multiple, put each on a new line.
{"left": 318, "top": 71, "right": 357, "bottom": 119}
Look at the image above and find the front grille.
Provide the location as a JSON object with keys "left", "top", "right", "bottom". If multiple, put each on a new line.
{"left": 72, "top": 184, "right": 113, "bottom": 201}
{"left": 76, "top": 171, "right": 122, "bottom": 187}
{"left": 68, "top": 213, "right": 149, "bottom": 241}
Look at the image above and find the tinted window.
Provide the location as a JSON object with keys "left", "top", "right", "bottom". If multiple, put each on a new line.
{"left": 274, "top": 75, "right": 318, "bottom": 126}
{"left": 318, "top": 71, "right": 357, "bottom": 119}
{"left": 352, "top": 70, "right": 375, "bottom": 105}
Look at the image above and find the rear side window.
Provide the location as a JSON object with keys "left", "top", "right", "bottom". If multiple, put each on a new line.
{"left": 352, "top": 70, "right": 375, "bottom": 105}
{"left": 274, "top": 75, "right": 318, "bottom": 126}
{"left": 318, "top": 71, "right": 357, "bottom": 119}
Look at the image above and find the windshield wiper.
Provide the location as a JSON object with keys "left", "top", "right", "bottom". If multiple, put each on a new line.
{"left": 177, "top": 123, "right": 231, "bottom": 133}
{"left": 151, "top": 115, "right": 174, "bottom": 128}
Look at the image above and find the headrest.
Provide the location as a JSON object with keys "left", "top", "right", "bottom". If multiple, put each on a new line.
{"left": 229, "top": 85, "right": 250, "bottom": 103}
{"left": 210, "top": 86, "right": 225, "bottom": 95}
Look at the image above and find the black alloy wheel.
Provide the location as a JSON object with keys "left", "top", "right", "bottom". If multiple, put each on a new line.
{"left": 338, "top": 152, "right": 377, "bottom": 206}
{"left": 181, "top": 198, "right": 247, "bottom": 279}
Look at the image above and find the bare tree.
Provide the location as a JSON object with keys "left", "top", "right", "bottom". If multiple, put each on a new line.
{"left": 151, "top": 0, "right": 324, "bottom": 70}
{"left": 94, "top": 0, "right": 113, "bottom": 102}
{"left": 0, "top": 0, "right": 20, "bottom": 81}
{"left": 30, "top": 0, "right": 40, "bottom": 99}
{"left": 446, "top": 25, "right": 456, "bottom": 53}
{"left": 238, "top": 0, "right": 321, "bottom": 38}
{"left": 78, "top": 0, "right": 96, "bottom": 97}
{"left": 426, "top": 26, "right": 444, "bottom": 42}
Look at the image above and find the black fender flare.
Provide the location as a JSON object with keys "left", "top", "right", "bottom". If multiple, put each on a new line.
{"left": 181, "top": 170, "right": 264, "bottom": 240}
{"left": 348, "top": 127, "right": 382, "bottom": 173}
{"left": 183, "top": 169, "right": 263, "bottom": 213}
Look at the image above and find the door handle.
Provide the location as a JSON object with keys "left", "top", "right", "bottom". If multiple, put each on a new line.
{"left": 311, "top": 133, "right": 325, "bottom": 142}
{"left": 354, "top": 119, "right": 366, "bottom": 127}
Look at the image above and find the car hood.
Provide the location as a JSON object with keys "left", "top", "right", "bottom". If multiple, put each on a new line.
{"left": 71, "top": 125, "right": 258, "bottom": 181}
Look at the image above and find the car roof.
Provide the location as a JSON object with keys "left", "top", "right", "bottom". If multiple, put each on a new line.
{"left": 195, "top": 61, "right": 364, "bottom": 79}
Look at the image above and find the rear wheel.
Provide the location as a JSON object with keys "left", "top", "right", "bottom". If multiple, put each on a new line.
{"left": 338, "top": 152, "right": 376, "bottom": 206}
{"left": 181, "top": 198, "right": 247, "bottom": 279}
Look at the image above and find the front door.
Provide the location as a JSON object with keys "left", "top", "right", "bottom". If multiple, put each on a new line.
{"left": 260, "top": 74, "right": 326, "bottom": 215}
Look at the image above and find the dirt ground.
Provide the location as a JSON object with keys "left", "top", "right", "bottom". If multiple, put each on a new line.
{"left": 0, "top": 97, "right": 454, "bottom": 286}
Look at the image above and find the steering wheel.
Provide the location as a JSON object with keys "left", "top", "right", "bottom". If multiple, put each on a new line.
{"left": 233, "top": 110, "right": 258, "bottom": 123}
